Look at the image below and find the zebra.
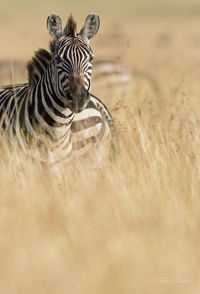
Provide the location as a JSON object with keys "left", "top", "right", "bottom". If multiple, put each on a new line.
{"left": 0, "top": 13, "right": 117, "bottom": 165}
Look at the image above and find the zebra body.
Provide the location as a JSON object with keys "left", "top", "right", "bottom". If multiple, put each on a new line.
{"left": 0, "top": 86, "right": 114, "bottom": 164}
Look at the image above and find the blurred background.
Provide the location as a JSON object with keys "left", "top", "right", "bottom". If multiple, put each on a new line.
{"left": 1, "top": 0, "right": 200, "bottom": 101}
{"left": 1, "top": 0, "right": 200, "bottom": 58}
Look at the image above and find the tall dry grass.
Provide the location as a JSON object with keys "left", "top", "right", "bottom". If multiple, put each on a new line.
{"left": 0, "top": 87, "right": 199, "bottom": 293}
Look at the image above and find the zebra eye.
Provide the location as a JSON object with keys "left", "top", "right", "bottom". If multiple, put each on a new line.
{"left": 89, "top": 55, "right": 94, "bottom": 62}
{"left": 55, "top": 55, "right": 62, "bottom": 64}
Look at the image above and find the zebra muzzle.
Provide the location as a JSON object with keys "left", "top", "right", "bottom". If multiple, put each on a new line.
{"left": 66, "top": 88, "right": 90, "bottom": 113}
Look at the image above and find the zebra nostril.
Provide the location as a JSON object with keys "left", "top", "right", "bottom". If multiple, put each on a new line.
{"left": 67, "top": 92, "right": 73, "bottom": 102}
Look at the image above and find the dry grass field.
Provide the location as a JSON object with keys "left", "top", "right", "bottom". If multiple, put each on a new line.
{"left": 1, "top": 0, "right": 200, "bottom": 293}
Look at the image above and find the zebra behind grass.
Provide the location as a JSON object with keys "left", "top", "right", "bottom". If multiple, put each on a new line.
{"left": 0, "top": 13, "right": 117, "bottom": 164}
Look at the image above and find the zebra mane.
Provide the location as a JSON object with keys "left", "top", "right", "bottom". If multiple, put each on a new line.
{"left": 63, "top": 15, "right": 77, "bottom": 38}
{"left": 27, "top": 48, "right": 52, "bottom": 87}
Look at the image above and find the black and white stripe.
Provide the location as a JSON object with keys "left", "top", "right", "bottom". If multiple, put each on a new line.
{"left": 0, "top": 13, "right": 116, "bottom": 164}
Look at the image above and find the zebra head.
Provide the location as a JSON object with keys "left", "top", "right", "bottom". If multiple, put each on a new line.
{"left": 47, "top": 13, "right": 100, "bottom": 113}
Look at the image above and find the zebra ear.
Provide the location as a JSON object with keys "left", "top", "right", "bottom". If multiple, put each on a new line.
{"left": 79, "top": 13, "right": 100, "bottom": 42}
{"left": 47, "top": 12, "right": 62, "bottom": 40}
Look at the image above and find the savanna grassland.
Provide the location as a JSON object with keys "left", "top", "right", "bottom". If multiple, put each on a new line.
{"left": 0, "top": 0, "right": 200, "bottom": 293}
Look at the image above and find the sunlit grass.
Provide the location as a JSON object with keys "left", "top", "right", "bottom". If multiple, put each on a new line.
{"left": 0, "top": 86, "right": 199, "bottom": 293}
